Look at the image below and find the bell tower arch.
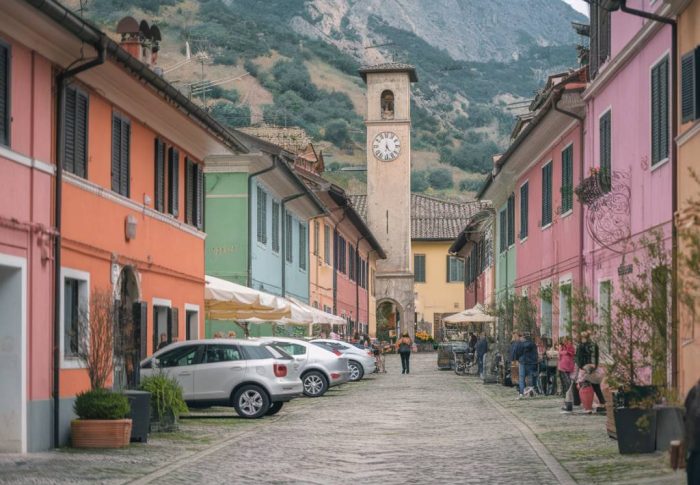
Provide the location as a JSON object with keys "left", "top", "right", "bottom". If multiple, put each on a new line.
{"left": 360, "top": 63, "right": 417, "bottom": 338}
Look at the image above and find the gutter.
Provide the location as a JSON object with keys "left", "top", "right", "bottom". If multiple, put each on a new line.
{"left": 247, "top": 158, "right": 277, "bottom": 287}
{"left": 52, "top": 36, "right": 106, "bottom": 450}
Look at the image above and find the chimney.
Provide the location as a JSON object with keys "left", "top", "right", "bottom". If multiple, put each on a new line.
{"left": 116, "top": 16, "right": 161, "bottom": 69}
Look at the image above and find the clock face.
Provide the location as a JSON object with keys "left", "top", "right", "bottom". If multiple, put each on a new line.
{"left": 372, "top": 132, "right": 401, "bottom": 161}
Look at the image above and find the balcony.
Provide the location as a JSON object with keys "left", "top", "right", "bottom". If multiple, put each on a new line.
{"left": 574, "top": 169, "right": 611, "bottom": 206}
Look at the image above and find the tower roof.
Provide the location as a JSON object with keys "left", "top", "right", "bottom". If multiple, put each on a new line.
{"left": 358, "top": 63, "right": 418, "bottom": 83}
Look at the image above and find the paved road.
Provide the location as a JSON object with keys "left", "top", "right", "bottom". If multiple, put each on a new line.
{"left": 140, "top": 353, "right": 570, "bottom": 485}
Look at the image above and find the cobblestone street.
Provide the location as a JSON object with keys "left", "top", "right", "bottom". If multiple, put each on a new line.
{"left": 0, "top": 353, "right": 686, "bottom": 484}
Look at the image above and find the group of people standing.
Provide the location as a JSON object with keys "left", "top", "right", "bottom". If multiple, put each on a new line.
{"left": 509, "top": 330, "right": 606, "bottom": 413}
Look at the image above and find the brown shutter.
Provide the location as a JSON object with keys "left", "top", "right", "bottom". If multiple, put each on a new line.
{"left": 154, "top": 139, "right": 165, "bottom": 212}
{"left": 168, "top": 147, "right": 179, "bottom": 216}
{"left": 185, "top": 157, "right": 194, "bottom": 224}
{"left": 120, "top": 119, "right": 130, "bottom": 197}
{"left": 111, "top": 115, "right": 121, "bottom": 192}
{"left": 63, "top": 87, "right": 76, "bottom": 174}
{"left": 196, "top": 164, "right": 204, "bottom": 230}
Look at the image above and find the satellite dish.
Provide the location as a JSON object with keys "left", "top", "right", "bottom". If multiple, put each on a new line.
{"left": 116, "top": 16, "right": 139, "bottom": 35}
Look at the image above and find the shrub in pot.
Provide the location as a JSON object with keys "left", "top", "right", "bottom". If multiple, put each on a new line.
{"left": 71, "top": 389, "right": 132, "bottom": 448}
{"left": 140, "top": 373, "right": 188, "bottom": 432}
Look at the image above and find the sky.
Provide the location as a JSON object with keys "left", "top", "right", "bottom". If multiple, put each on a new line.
{"left": 563, "top": 0, "right": 589, "bottom": 16}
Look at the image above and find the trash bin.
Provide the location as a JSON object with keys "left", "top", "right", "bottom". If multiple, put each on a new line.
{"left": 123, "top": 390, "right": 150, "bottom": 443}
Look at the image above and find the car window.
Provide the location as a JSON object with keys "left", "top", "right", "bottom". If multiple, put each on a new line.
{"left": 205, "top": 344, "right": 242, "bottom": 363}
{"left": 241, "top": 345, "right": 273, "bottom": 360}
{"left": 159, "top": 345, "right": 201, "bottom": 368}
{"left": 273, "top": 342, "right": 306, "bottom": 356}
{"left": 265, "top": 344, "right": 293, "bottom": 360}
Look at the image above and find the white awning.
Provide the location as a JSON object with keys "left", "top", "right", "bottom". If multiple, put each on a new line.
{"left": 204, "top": 275, "right": 291, "bottom": 321}
{"left": 442, "top": 303, "right": 496, "bottom": 324}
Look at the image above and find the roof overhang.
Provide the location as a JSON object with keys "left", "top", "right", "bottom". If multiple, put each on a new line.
{"left": 327, "top": 187, "right": 386, "bottom": 259}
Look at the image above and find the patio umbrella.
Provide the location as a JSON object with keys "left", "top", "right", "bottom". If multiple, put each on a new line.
{"left": 442, "top": 303, "right": 496, "bottom": 324}
{"left": 204, "top": 275, "right": 291, "bottom": 321}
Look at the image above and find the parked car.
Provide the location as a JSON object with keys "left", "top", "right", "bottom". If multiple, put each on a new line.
{"left": 437, "top": 341, "right": 469, "bottom": 370}
{"left": 140, "top": 339, "right": 303, "bottom": 419}
{"left": 257, "top": 337, "right": 350, "bottom": 397}
{"left": 310, "top": 339, "right": 376, "bottom": 381}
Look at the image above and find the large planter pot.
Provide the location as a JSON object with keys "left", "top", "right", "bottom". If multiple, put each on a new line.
{"left": 614, "top": 408, "right": 657, "bottom": 454}
{"left": 71, "top": 419, "right": 132, "bottom": 448}
{"left": 604, "top": 387, "right": 616, "bottom": 439}
{"left": 580, "top": 385, "right": 594, "bottom": 412}
{"left": 655, "top": 405, "right": 684, "bottom": 452}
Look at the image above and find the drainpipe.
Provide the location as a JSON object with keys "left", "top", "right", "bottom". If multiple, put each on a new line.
{"left": 280, "top": 192, "right": 305, "bottom": 297}
{"left": 605, "top": 0, "right": 679, "bottom": 388}
{"left": 355, "top": 235, "right": 366, "bottom": 334}
{"left": 332, "top": 209, "right": 348, "bottom": 315}
{"left": 53, "top": 43, "right": 105, "bottom": 449}
{"left": 554, "top": 89, "right": 585, "bottom": 299}
{"left": 247, "top": 158, "right": 277, "bottom": 287}
{"left": 367, "top": 249, "right": 375, "bottom": 336}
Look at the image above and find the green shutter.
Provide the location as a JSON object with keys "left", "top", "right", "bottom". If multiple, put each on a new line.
{"left": 154, "top": 139, "right": 165, "bottom": 212}
{"left": 168, "top": 147, "right": 179, "bottom": 215}
{"left": 561, "top": 145, "right": 573, "bottom": 213}
{"left": 681, "top": 49, "right": 700, "bottom": 123}
{"left": 63, "top": 87, "right": 76, "bottom": 174}
{"left": 520, "top": 182, "right": 529, "bottom": 239}
{"left": 542, "top": 163, "right": 552, "bottom": 226}
{"left": 0, "top": 42, "right": 8, "bottom": 146}
{"left": 74, "top": 89, "right": 88, "bottom": 178}
{"left": 111, "top": 115, "right": 121, "bottom": 192}
{"left": 185, "top": 157, "right": 194, "bottom": 224}
{"left": 507, "top": 194, "right": 515, "bottom": 246}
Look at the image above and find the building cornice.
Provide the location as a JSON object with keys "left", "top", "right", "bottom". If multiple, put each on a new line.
{"left": 64, "top": 172, "right": 206, "bottom": 240}
{"left": 0, "top": 144, "right": 55, "bottom": 175}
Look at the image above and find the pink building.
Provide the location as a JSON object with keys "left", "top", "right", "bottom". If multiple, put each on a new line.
{"left": 0, "top": 25, "right": 54, "bottom": 453}
{"left": 582, "top": 1, "right": 675, "bottom": 379}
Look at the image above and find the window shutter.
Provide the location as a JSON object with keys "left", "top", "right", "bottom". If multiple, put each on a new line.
{"left": 120, "top": 119, "right": 130, "bottom": 197}
{"left": 271, "top": 201, "right": 280, "bottom": 252}
{"left": 299, "top": 223, "right": 306, "bottom": 270}
{"left": 154, "top": 139, "right": 165, "bottom": 212}
{"left": 681, "top": 48, "right": 700, "bottom": 123}
{"left": 63, "top": 87, "right": 76, "bottom": 174}
{"left": 75, "top": 90, "right": 88, "bottom": 178}
{"left": 196, "top": 164, "right": 204, "bottom": 230}
{"left": 132, "top": 301, "right": 148, "bottom": 366}
{"left": 168, "top": 147, "right": 179, "bottom": 216}
{"left": 111, "top": 115, "right": 121, "bottom": 193}
{"left": 520, "top": 182, "right": 529, "bottom": 239}
{"left": 507, "top": 194, "right": 515, "bottom": 246}
{"left": 499, "top": 209, "right": 507, "bottom": 252}
{"left": 0, "top": 43, "right": 8, "bottom": 146}
{"left": 600, "top": 8, "right": 611, "bottom": 63}
{"left": 561, "top": 146, "right": 573, "bottom": 213}
{"left": 659, "top": 57, "right": 669, "bottom": 163}
{"left": 599, "top": 111, "right": 611, "bottom": 189}
{"left": 542, "top": 163, "right": 552, "bottom": 226}
{"left": 446, "top": 255, "right": 450, "bottom": 283}
{"left": 185, "top": 157, "right": 194, "bottom": 224}
{"left": 168, "top": 307, "right": 179, "bottom": 341}
{"left": 589, "top": 5, "right": 599, "bottom": 79}
{"left": 651, "top": 61, "right": 662, "bottom": 164}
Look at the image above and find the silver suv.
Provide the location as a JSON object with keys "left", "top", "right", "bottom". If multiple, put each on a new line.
{"left": 258, "top": 337, "right": 350, "bottom": 397}
{"left": 140, "top": 339, "right": 303, "bottom": 418}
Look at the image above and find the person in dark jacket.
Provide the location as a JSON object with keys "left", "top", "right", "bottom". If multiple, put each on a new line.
{"left": 685, "top": 378, "right": 700, "bottom": 485}
{"left": 575, "top": 331, "right": 605, "bottom": 406}
{"left": 475, "top": 333, "right": 488, "bottom": 377}
{"left": 514, "top": 332, "right": 538, "bottom": 398}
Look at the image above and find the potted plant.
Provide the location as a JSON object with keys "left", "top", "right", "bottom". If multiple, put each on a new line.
{"left": 71, "top": 289, "right": 132, "bottom": 448}
{"left": 140, "top": 372, "right": 188, "bottom": 432}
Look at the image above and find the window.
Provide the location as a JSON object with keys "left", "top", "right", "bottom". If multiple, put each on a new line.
{"left": 185, "top": 309, "right": 198, "bottom": 340}
{"left": 324, "top": 225, "right": 331, "bottom": 264}
{"left": 185, "top": 157, "right": 203, "bottom": 229}
{"left": 589, "top": 4, "right": 611, "bottom": 79}
{"left": 299, "top": 222, "right": 307, "bottom": 270}
{"left": 63, "top": 86, "right": 89, "bottom": 178}
{"left": 159, "top": 345, "right": 201, "bottom": 367}
{"left": 380, "top": 90, "right": 394, "bottom": 119}
{"left": 153, "top": 304, "right": 178, "bottom": 353}
{"left": 257, "top": 186, "right": 267, "bottom": 244}
{"left": 414, "top": 254, "right": 426, "bottom": 283}
{"left": 167, "top": 147, "right": 179, "bottom": 216}
{"left": 337, "top": 235, "right": 347, "bottom": 273}
{"left": 541, "top": 162, "right": 552, "bottom": 227}
{"left": 599, "top": 280, "right": 612, "bottom": 353}
{"left": 271, "top": 201, "right": 280, "bottom": 253}
{"left": 273, "top": 342, "right": 306, "bottom": 356}
{"left": 154, "top": 139, "right": 166, "bottom": 212}
{"left": 507, "top": 193, "right": 515, "bottom": 246}
{"left": 111, "top": 113, "right": 130, "bottom": 197}
{"left": 559, "top": 282, "right": 572, "bottom": 337}
{"left": 561, "top": 145, "right": 574, "bottom": 213}
{"left": 520, "top": 182, "right": 529, "bottom": 240}
{"left": 499, "top": 209, "right": 507, "bottom": 253}
{"left": 446, "top": 256, "right": 464, "bottom": 283}
{"left": 62, "top": 272, "right": 89, "bottom": 365}
{"left": 0, "top": 41, "right": 9, "bottom": 146}
{"left": 599, "top": 110, "right": 612, "bottom": 191}
{"left": 681, "top": 47, "right": 700, "bottom": 123}
{"left": 241, "top": 345, "right": 273, "bottom": 360}
{"left": 285, "top": 212, "right": 293, "bottom": 263}
{"left": 313, "top": 221, "right": 319, "bottom": 256}
{"left": 205, "top": 345, "right": 241, "bottom": 363}
{"left": 349, "top": 244, "right": 356, "bottom": 281}
{"left": 651, "top": 56, "right": 669, "bottom": 166}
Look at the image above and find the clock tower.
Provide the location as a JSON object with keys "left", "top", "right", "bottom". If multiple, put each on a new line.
{"left": 360, "top": 63, "right": 417, "bottom": 338}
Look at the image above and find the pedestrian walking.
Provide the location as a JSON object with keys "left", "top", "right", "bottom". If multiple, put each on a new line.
{"left": 396, "top": 332, "right": 412, "bottom": 374}
{"left": 558, "top": 337, "right": 575, "bottom": 398}
{"left": 514, "top": 332, "right": 538, "bottom": 399}
{"left": 475, "top": 332, "right": 488, "bottom": 378}
{"left": 575, "top": 330, "right": 605, "bottom": 409}
{"left": 684, "top": 378, "right": 700, "bottom": 485}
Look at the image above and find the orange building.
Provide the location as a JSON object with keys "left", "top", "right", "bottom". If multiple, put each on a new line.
{"left": 0, "top": 0, "right": 246, "bottom": 450}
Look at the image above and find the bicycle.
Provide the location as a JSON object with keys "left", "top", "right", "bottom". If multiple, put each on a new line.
{"left": 454, "top": 350, "right": 468, "bottom": 375}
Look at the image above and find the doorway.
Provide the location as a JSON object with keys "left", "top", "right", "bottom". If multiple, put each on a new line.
{"left": 114, "top": 266, "right": 140, "bottom": 390}
{"left": 0, "top": 257, "right": 26, "bottom": 453}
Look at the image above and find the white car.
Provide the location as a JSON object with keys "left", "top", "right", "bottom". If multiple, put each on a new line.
{"left": 140, "top": 339, "right": 303, "bottom": 418}
{"left": 258, "top": 337, "right": 350, "bottom": 397}
{"left": 310, "top": 339, "right": 376, "bottom": 381}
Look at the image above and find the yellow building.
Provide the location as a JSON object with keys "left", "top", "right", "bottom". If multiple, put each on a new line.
{"left": 351, "top": 193, "right": 483, "bottom": 337}
{"left": 676, "top": 0, "right": 700, "bottom": 398}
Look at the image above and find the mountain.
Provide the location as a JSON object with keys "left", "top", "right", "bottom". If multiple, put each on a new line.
{"left": 73, "top": 0, "right": 587, "bottom": 196}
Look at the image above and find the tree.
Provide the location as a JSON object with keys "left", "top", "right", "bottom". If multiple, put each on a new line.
{"left": 427, "top": 168, "right": 453, "bottom": 190}
{"left": 209, "top": 102, "right": 251, "bottom": 128}
{"left": 411, "top": 171, "right": 429, "bottom": 192}
{"left": 323, "top": 119, "right": 350, "bottom": 147}
{"left": 77, "top": 288, "right": 116, "bottom": 390}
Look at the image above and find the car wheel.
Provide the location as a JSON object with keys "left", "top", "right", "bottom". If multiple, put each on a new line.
{"left": 302, "top": 371, "right": 328, "bottom": 397}
{"left": 348, "top": 361, "right": 364, "bottom": 382}
{"left": 265, "top": 402, "right": 284, "bottom": 416}
{"left": 232, "top": 385, "right": 270, "bottom": 419}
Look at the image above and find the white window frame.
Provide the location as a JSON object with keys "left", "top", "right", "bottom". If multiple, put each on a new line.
{"left": 184, "top": 303, "right": 200, "bottom": 340}
{"left": 60, "top": 267, "right": 90, "bottom": 369}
